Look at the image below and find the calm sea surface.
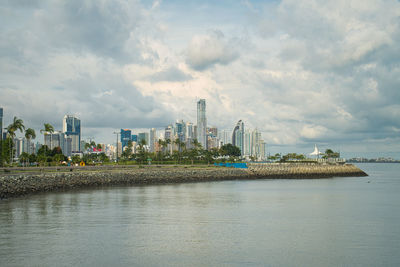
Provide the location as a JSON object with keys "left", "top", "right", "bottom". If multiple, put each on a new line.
{"left": 1, "top": 163, "right": 399, "bottom": 266}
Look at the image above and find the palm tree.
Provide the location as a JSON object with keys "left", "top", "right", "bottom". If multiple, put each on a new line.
{"left": 24, "top": 128, "right": 36, "bottom": 165}
{"left": 191, "top": 138, "right": 202, "bottom": 150}
{"left": 19, "top": 152, "right": 30, "bottom": 167}
{"left": 40, "top": 123, "right": 54, "bottom": 149}
{"left": 165, "top": 138, "right": 171, "bottom": 154}
{"left": 158, "top": 139, "right": 165, "bottom": 153}
{"left": 25, "top": 128, "right": 36, "bottom": 153}
{"left": 6, "top": 117, "right": 25, "bottom": 165}
{"left": 174, "top": 138, "right": 181, "bottom": 152}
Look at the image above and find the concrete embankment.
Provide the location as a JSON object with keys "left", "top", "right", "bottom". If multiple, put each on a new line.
{"left": 0, "top": 164, "right": 367, "bottom": 199}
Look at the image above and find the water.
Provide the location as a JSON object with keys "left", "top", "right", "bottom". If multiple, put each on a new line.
{"left": 1, "top": 163, "right": 399, "bottom": 266}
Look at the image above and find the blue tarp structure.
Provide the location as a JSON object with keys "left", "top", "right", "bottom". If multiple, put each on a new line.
{"left": 214, "top": 162, "right": 248, "bottom": 169}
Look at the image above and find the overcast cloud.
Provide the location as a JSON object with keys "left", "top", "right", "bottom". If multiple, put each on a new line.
{"left": 1, "top": 0, "right": 399, "bottom": 158}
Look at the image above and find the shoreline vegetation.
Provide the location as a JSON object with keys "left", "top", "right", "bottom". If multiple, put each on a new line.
{"left": 0, "top": 163, "right": 367, "bottom": 199}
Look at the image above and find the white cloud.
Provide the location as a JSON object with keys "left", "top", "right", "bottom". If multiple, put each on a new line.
{"left": 1, "top": 0, "right": 400, "bottom": 156}
{"left": 186, "top": 30, "right": 238, "bottom": 70}
{"left": 300, "top": 125, "right": 328, "bottom": 139}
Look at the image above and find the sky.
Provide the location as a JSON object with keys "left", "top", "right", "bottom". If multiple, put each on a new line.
{"left": 1, "top": 0, "right": 400, "bottom": 159}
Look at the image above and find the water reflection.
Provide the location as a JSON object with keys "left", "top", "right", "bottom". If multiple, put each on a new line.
{"left": 1, "top": 165, "right": 400, "bottom": 266}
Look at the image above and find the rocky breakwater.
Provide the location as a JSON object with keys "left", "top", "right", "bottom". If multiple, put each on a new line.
{"left": 248, "top": 162, "right": 368, "bottom": 178}
{"left": 0, "top": 167, "right": 250, "bottom": 199}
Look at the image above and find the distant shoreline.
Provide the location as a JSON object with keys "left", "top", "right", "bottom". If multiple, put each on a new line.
{"left": 348, "top": 161, "right": 400, "bottom": 163}
{"left": 0, "top": 164, "right": 367, "bottom": 199}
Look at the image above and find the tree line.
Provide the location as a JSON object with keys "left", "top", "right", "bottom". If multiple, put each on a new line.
{"left": 0, "top": 116, "right": 64, "bottom": 166}
{"left": 114, "top": 139, "right": 242, "bottom": 166}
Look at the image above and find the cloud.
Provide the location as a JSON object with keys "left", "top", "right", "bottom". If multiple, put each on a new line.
{"left": 1, "top": 0, "right": 400, "bottom": 157}
{"left": 0, "top": 0, "right": 174, "bottom": 141}
{"left": 149, "top": 67, "right": 193, "bottom": 82}
{"left": 186, "top": 30, "right": 239, "bottom": 70}
{"left": 300, "top": 125, "right": 328, "bottom": 140}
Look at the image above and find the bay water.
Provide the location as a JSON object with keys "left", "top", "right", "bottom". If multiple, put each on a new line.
{"left": 1, "top": 163, "right": 399, "bottom": 266}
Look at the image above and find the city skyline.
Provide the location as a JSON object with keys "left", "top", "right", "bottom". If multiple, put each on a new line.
{"left": 1, "top": 1, "right": 400, "bottom": 159}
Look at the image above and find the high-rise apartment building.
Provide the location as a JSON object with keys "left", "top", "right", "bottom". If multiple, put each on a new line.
{"left": 193, "top": 125, "right": 198, "bottom": 140}
{"left": 186, "top": 122, "right": 194, "bottom": 139}
{"left": 44, "top": 131, "right": 66, "bottom": 151}
{"left": 251, "top": 129, "right": 262, "bottom": 158}
{"left": 243, "top": 130, "right": 251, "bottom": 156}
{"left": 164, "top": 125, "right": 173, "bottom": 141}
{"left": 120, "top": 129, "right": 132, "bottom": 150}
{"left": 197, "top": 99, "right": 207, "bottom": 149}
{"left": 138, "top": 132, "right": 149, "bottom": 145}
{"left": 149, "top": 128, "right": 157, "bottom": 152}
{"left": 218, "top": 130, "right": 232, "bottom": 146}
{"left": 175, "top": 120, "right": 186, "bottom": 142}
{"left": 62, "top": 115, "right": 81, "bottom": 152}
{"left": 232, "top": 120, "right": 244, "bottom": 156}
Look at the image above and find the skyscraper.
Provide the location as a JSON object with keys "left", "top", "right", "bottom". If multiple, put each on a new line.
{"left": 186, "top": 122, "right": 194, "bottom": 139}
{"left": 120, "top": 129, "right": 132, "bottom": 150}
{"left": 164, "top": 125, "right": 173, "bottom": 141}
{"left": 218, "top": 130, "right": 232, "bottom": 146}
{"left": 44, "top": 131, "right": 65, "bottom": 151}
{"left": 232, "top": 120, "right": 244, "bottom": 156}
{"left": 138, "top": 132, "right": 149, "bottom": 145}
{"left": 197, "top": 99, "right": 207, "bottom": 149}
{"left": 175, "top": 120, "right": 186, "bottom": 142}
{"left": 62, "top": 115, "right": 81, "bottom": 152}
{"left": 149, "top": 128, "right": 157, "bottom": 152}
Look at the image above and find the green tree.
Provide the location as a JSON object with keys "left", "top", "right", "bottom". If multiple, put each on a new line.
{"left": 40, "top": 123, "right": 54, "bottom": 149}
{"left": 173, "top": 138, "right": 187, "bottom": 163}
{"left": 19, "top": 152, "right": 30, "bottom": 166}
{"left": 84, "top": 142, "right": 91, "bottom": 151}
{"left": 192, "top": 139, "right": 202, "bottom": 150}
{"left": 187, "top": 147, "right": 198, "bottom": 165}
{"left": 24, "top": 128, "right": 36, "bottom": 165}
{"left": 219, "top": 144, "right": 241, "bottom": 157}
{"left": 323, "top": 149, "right": 340, "bottom": 159}
{"left": 29, "top": 153, "right": 37, "bottom": 164}
{"left": 53, "top": 154, "right": 65, "bottom": 165}
{"left": 51, "top": 146, "right": 63, "bottom": 157}
{"left": 24, "top": 128, "right": 36, "bottom": 141}
{"left": 204, "top": 150, "right": 214, "bottom": 165}
{"left": 121, "top": 141, "right": 133, "bottom": 160}
{"left": 98, "top": 153, "right": 109, "bottom": 163}
{"left": 136, "top": 139, "right": 148, "bottom": 165}
{"left": 5, "top": 117, "right": 25, "bottom": 165}
{"left": 71, "top": 155, "right": 81, "bottom": 164}
{"left": 37, "top": 154, "right": 48, "bottom": 166}
{"left": 37, "top": 145, "right": 51, "bottom": 157}
{"left": 1, "top": 138, "right": 13, "bottom": 166}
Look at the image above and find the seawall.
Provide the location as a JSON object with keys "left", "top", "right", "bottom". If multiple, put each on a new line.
{"left": 0, "top": 164, "right": 367, "bottom": 199}
{"left": 248, "top": 163, "right": 368, "bottom": 178}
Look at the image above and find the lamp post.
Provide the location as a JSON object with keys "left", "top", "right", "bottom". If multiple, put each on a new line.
{"left": 113, "top": 131, "right": 119, "bottom": 163}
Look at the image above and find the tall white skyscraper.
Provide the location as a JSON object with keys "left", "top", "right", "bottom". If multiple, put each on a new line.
{"left": 232, "top": 120, "right": 244, "bottom": 156}
{"left": 186, "top": 122, "right": 194, "bottom": 139}
{"left": 197, "top": 99, "right": 207, "bottom": 149}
